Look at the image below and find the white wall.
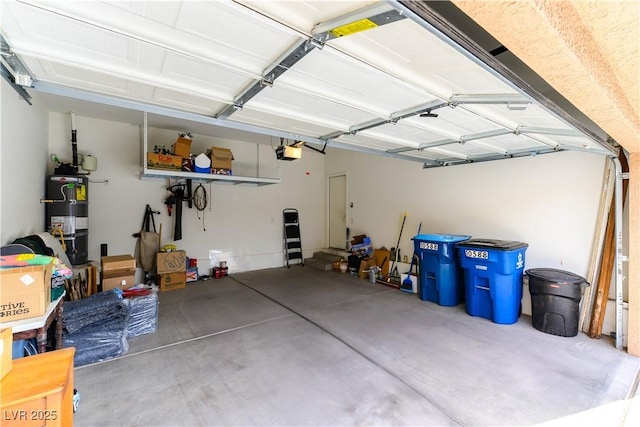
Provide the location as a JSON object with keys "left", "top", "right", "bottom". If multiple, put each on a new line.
{"left": 46, "top": 113, "right": 326, "bottom": 275}
{"left": 325, "top": 147, "right": 608, "bottom": 315}
{"left": 0, "top": 79, "right": 49, "bottom": 243}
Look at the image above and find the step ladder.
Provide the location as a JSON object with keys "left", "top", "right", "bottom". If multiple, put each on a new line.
{"left": 283, "top": 208, "right": 304, "bottom": 268}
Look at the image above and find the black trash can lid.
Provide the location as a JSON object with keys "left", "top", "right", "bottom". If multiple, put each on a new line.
{"left": 525, "top": 268, "right": 586, "bottom": 285}
{"left": 456, "top": 238, "right": 528, "bottom": 251}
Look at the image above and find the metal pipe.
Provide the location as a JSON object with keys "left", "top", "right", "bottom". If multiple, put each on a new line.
{"left": 71, "top": 111, "right": 78, "bottom": 170}
{"left": 612, "top": 156, "right": 624, "bottom": 349}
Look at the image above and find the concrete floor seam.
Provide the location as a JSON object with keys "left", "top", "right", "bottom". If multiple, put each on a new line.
{"left": 230, "top": 275, "right": 465, "bottom": 426}
{"left": 73, "top": 313, "right": 295, "bottom": 370}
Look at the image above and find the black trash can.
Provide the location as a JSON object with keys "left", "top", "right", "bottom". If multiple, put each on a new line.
{"left": 526, "top": 268, "right": 589, "bottom": 337}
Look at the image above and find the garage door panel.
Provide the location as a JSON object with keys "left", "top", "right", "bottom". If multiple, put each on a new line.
{"left": 238, "top": 0, "right": 375, "bottom": 34}
{"left": 248, "top": 85, "right": 379, "bottom": 130}
{"left": 329, "top": 19, "right": 520, "bottom": 98}
{"left": 230, "top": 109, "right": 338, "bottom": 138}
{"left": 464, "top": 104, "right": 575, "bottom": 131}
{"left": 360, "top": 122, "right": 450, "bottom": 146}
{"left": 281, "top": 49, "right": 438, "bottom": 116}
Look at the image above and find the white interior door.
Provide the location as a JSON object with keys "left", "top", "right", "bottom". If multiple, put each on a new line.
{"left": 328, "top": 174, "right": 347, "bottom": 250}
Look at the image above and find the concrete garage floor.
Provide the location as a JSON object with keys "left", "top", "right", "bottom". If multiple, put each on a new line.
{"left": 73, "top": 268, "right": 640, "bottom": 426}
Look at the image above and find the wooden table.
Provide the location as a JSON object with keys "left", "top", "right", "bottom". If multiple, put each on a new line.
{"left": 1, "top": 347, "right": 75, "bottom": 426}
{"left": 0, "top": 295, "right": 64, "bottom": 354}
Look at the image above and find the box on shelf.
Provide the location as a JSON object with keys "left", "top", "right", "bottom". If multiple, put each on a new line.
{"left": 208, "top": 147, "right": 234, "bottom": 171}
{"left": 1, "top": 327, "right": 12, "bottom": 380}
{"left": 102, "top": 269, "right": 136, "bottom": 292}
{"left": 102, "top": 255, "right": 136, "bottom": 272}
{"left": 172, "top": 136, "right": 192, "bottom": 159}
{"left": 159, "top": 271, "right": 186, "bottom": 291}
{"left": 0, "top": 263, "right": 52, "bottom": 322}
{"left": 211, "top": 168, "right": 232, "bottom": 175}
{"left": 156, "top": 250, "right": 186, "bottom": 274}
{"left": 147, "top": 152, "right": 182, "bottom": 170}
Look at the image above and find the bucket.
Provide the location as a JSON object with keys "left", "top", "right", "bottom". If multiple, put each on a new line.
{"left": 369, "top": 266, "right": 380, "bottom": 284}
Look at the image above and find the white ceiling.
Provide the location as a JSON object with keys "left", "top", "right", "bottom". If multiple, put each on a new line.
{"left": 1, "top": 0, "right": 616, "bottom": 166}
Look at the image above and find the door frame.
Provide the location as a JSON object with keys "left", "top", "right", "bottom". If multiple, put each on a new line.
{"left": 326, "top": 172, "right": 348, "bottom": 250}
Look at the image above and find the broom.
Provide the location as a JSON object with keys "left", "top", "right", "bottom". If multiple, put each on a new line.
{"left": 400, "top": 222, "right": 421, "bottom": 293}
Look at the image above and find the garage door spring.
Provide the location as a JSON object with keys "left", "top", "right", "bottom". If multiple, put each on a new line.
{"left": 193, "top": 183, "right": 208, "bottom": 231}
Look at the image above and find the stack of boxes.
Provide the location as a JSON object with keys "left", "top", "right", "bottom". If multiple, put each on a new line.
{"left": 101, "top": 255, "right": 136, "bottom": 291}
{"left": 156, "top": 250, "right": 186, "bottom": 291}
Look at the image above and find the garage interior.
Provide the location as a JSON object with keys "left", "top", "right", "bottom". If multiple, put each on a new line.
{"left": 1, "top": 0, "right": 639, "bottom": 426}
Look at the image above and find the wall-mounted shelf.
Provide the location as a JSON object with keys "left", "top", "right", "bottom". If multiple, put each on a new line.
{"left": 140, "top": 112, "right": 280, "bottom": 186}
{"left": 140, "top": 168, "right": 279, "bottom": 186}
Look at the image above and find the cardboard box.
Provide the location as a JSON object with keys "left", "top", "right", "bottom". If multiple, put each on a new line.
{"left": 1, "top": 327, "right": 12, "bottom": 380}
{"left": 102, "top": 254, "right": 136, "bottom": 272}
{"left": 373, "top": 249, "right": 390, "bottom": 278}
{"left": 351, "top": 235, "right": 373, "bottom": 257}
{"left": 172, "top": 136, "right": 192, "bottom": 158}
{"left": 209, "top": 146, "right": 234, "bottom": 170}
{"left": 156, "top": 250, "right": 186, "bottom": 274}
{"left": 102, "top": 269, "right": 136, "bottom": 291}
{"left": 0, "top": 263, "right": 52, "bottom": 322}
{"left": 147, "top": 152, "right": 182, "bottom": 170}
{"left": 159, "top": 271, "right": 186, "bottom": 291}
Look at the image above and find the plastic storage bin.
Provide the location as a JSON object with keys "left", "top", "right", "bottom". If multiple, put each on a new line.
{"left": 526, "top": 268, "right": 588, "bottom": 337}
{"left": 413, "top": 234, "right": 470, "bottom": 306}
{"left": 457, "top": 239, "right": 528, "bottom": 324}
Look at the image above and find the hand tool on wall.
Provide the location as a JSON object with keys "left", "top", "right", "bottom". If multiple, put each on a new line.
{"left": 186, "top": 179, "right": 193, "bottom": 209}
{"left": 168, "top": 183, "right": 186, "bottom": 241}
{"left": 133, "top": 204, "right": 160, "bottom": 237}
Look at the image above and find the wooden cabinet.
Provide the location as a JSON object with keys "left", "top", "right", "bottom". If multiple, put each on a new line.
{"left": 1, "top": 348, "right": 75, "bottom": 426}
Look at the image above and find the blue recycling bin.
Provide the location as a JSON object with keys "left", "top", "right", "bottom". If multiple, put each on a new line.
{"left": 457, "top": 239, "right": 528, "bottom": 324}
{"left": 413, "top": 234, "right": 470, "bottom": 306}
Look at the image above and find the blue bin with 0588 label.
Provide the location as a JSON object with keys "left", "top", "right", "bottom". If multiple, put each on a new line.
{"left": 413, "top": 234, "right": 470, "bottom": 306}
{"left": 456, "top": 239, "right": 528, "bottom": 324}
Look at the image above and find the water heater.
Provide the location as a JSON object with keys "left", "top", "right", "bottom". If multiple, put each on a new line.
{"left": 45, "top": 175, "right": 88, "bottom": 266}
